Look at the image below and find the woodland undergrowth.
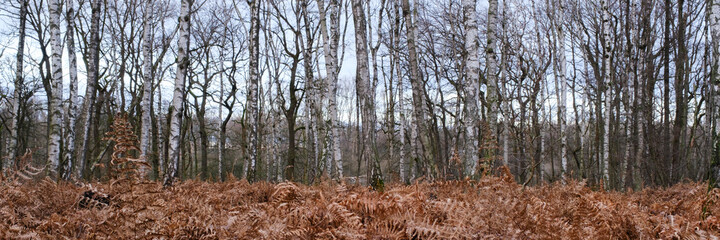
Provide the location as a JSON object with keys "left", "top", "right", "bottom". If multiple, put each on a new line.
{"left": 3, "top": 115, "right": 720, "bottom": 239}
{"left": 1, "top": 174, "right": 720, "bottom": 239}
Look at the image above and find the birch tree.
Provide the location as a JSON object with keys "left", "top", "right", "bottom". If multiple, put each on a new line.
{"left": 8, "top": 0, "right": 29, "bottom": 169}
{"left": 62, "top": 0, "right": 79, "bottom": 180}
{"left": 300, "top": 0, "right": 321, "bottom": 180}
{"left": 709, "top": 0, "right": 720, "bottom": 187}
{"left": 462, "top": 0, "right": 481, "bottom": 175}
{"left": 78, "top": 0, "right": 102, "bottom": 179}
{"left": 246, "top": 0, "right": 260, "bottom": 181}
{"left": 48, "top": 0, "right": 64, "bottom": 177}
{"left": 317, "top": 0, "right": 343, "bottom": 179}
{"left": 139, "top": 0, "right": 154, "bottom": 179}
{"left": 352, "top": 0, "right": 382, "bottom": 186}
{"left": 401, "top": 0, "right": 432, "bottom": 178}
{"left": 165, "top": 0, "right": 192, "bottom": 186}
{"left": 602, "top": 0, "right": 612, "bottom": 184}
{"left": 552, "top": 0, "right": 568, "bottom": 178}
{"left": 392, "top": 0, "right": 406, "bottom": 182}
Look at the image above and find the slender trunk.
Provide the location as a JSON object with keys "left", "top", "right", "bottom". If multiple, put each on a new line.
{"left": 158, "top": 79, "right": 165, "bottom": 176}
{"left": 500, "top": 0, "right": 510, "bottom": 168}
{"left": 318, "top": 0, "right": 343, "bottom": 179}
{"left": 61, "top": 0, "right": 78, "bottom": 180}
{"left": 663, "top": 0, "right": 671, "bottom": 181}
{"left": 246, "top": 0, "right": 260, "bottom": 182}
{"left": 602, "top": 0, "right": 612, "bottom": 185}
{"left": 393, "top": 1, "right": 406, "bottom": 182}
{"left": 639, "top": 0, "right": 654, "bottom": 185}
{"left": 622, "top": 0, "right": 638, "bottom": 188}
{"left": 352, "top": 0, "right": 381, "bottom": 186}
{"left": 301, "top": 0, "right": 320, "bottom": 180}
{"left": 266, "top": 79, "right": 275, "bottom": 182}
{"left": 462, "top": 0, "right": 480, "bottom": 175}
{"left": 198, "top": 96, "right": 208, "bottom": 180}
{"left": 9, "top": 0, "right": 28, "bottom": 169}
{"left": 710, "top": 0, "right": 720, "bottom": 187}
{"left": 48, "top": 0, "right": 64, "bottom": 178}
{"left": 401, "top": 0, "right": 431, "bottom": 178}
{"left": 164, "top": 0, "right": 192, "bottom": 186}
{"left": 140, "top": 0, "right": 154, "bottom": 179}
{"left": 79, "top": 0, "right": 102, "bottom": 179}
{"left": 552, "top": 0, "right": 568, "bottom": 178}
{"left": 486, "top": 0, "right": 499, "bottom": 164}
{"left": 218, "top": 77, "right": 224, "bottom": 181}
{"left": 672, "top": 0, "right": 687, "bottom": 184}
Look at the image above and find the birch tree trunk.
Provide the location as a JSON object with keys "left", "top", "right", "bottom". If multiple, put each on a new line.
{"left": 157, "top": 80, "right": 165, "bottom": 177}
{"left": 78, "top": 0, "right": 102, "bottom": 179}
{"left": 246, "top": 0, "right": 260, "bottom": 181}
{"left": 367, "top": 0, "right": 385, "bottom": 183}
{"left": 48, "top": 0, "right": 64, "bottom": 178}
{"left": 486, "top": 0, "right": 500, "bottom": 164}
{"left": 393, "top": 1, "right": 406, "bottom": 182}
{"left": 401, "top": 0, "right": 431, "bottom": 178}
{"left": 602, "top": 0, "right": 612, "bottom": 185}
{"left": 500, "top": 0, "right": 510, "bottom": 167}
{"left": 352, "top": 0, "right": 382, "bottom": 186}
{"left": 140, "top": 0, "right": 154, "bottom": 179}
{"left": 301, "top": 0, "right": 320, "bottom": 180}
{"left": 462, "top": 0, "right": 480, "bottom": 175}
{"left": 622, "top": 0, "right": 637, "bottom": 188}
{"left": 63, "top": 0, "right": 79, "bottom": 180}
{"left": 552, "top": 0, "right": 568, "bottom": 178}
{"left": 318, "top": 0, "right": 343, "bottom": 179}
{"left": 709, "top": 0, "right": 720, "bottom": 187}
{"left": 8, "top": 0, "right": 28, "bottom": 169}
{"left": 164, "top": 0, "right": 192, "bottom": 186}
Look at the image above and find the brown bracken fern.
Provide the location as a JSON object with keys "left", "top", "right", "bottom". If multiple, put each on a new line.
{"left": 102, "top": 112, "right": 150, "bottom": 182}
{"left": 1, "top": 149, "right": 45, "bottom": 183}
{"left": 2, "top": 169, "right": 720, "bottom": 238}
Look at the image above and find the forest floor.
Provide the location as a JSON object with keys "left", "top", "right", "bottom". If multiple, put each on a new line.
{"left": 2, "top": 171, "right": 720, "bottom": 239}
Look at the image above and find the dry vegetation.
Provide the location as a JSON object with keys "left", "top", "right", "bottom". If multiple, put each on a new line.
{"left": 0, "top": 173, "right": 719, "bottom": 239}
{"left": 3, "top": 116, "right": 720, "bottom": 239}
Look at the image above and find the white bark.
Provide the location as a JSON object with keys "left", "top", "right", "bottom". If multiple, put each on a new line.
{"left": 622, "top": 0, "right": 637, "bottom": 187}
{"left": 164, "top": 0, "right": 192, "bottom": 186}
{"left": 352, "top": 0, "right": 381, "bottom": 184}
{"left": 709, "top": 0, "right": 720, "bottom": 184}
{"left": 157, "top": 79, "right": 165, "bottom": 176}
{"left": 393, "top": 1, "right": 406, "bottom": 183}
{"left": 140, "top": 0, "right": 154, "bottom": 179}
{"left": 246, "top": 0, "right": 260, "bottom": 181}
{"left": 602, "top": 0, "right": 612, "bottom": 185}
{"left": 402, "top": 0, "right": 431, "bottom": 178}
{"left": 462, "top": 0, "right": 480, "bottom": 175}
{"left": 398, "top": 70, "right": 407, "bottom": 183}
{"left": 301, "top": 0, "right": 320, "bottom": 179}
{"left": 48, "top": 0, "right": 64, "bottom": 177}
{"left": 500, "top": 0, "right": 510, "bottom": 167}
{"left": 63, "top": 0, "right": 79, "bottom": 180}
{"left": 8, "top": 0, "right": 28, "bottom": 169}
{"left": 318, "top": 0, "right": 343, "bottom": 179}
